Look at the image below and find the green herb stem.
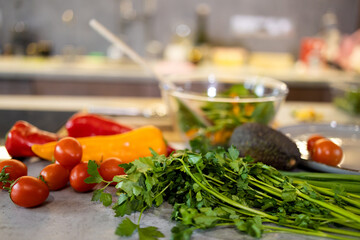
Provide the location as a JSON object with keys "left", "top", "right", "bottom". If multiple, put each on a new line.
{"left": 312, "top": 186, "right": 360, "bottom": 208}
{"left": 196, "top": 165, "right": 214, "bottom": 189}
{"left": 203, "top": 174, "right": 225, "bottom": 185}
{"left": 281, "top": 172, "right": 360, "bottom": 182}
{"left": 347, "top": 192, "right": 360, "bottom": 199}
{"left": 223, "top": 174, "right": 237, "bottom": 184}
{"left": 263, "top": 175, "right": 282, "bottom": 186}
{"left": 344, "top": 205, "right": 360, "bottom": 215}
{"left": 153, "top": 181, "right": 173, "bottom": 201}
{"left": 296, "top": 189, "right": 360, "bottom": 223}
{"left": 330, "top": 212, "right": 360, "bottom": 229}
{"left": 137, "top": 207, "right": 147, "bottom": 225}
{"left": 293, "top": 179, "right": 360, "bottom": 193}
{"left": 248, "top": 177, "right": 282, "bottom": 198}
{"left": 318, "top": 226, "right": 360, "bottom": 238}
{"left": 265, "top": 225, "right": 355, "bottom": 240}
{"left": 179, "top": 158, "right": 278, "bottom": 221}
{"left": 205, "top": 196, "right": 257, "bottom": 217}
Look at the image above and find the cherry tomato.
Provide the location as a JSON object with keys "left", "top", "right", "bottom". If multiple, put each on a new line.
{"left": 307, "top": 134, "right": 324, "bottom": 152}
{"left": 311, "top": 138, "right": 343, "bottom": 166}
{"left": 99, "top": 158, "right": 125, "bottom": 185}
{"left": 0, "top": 159, "right": 27, "bottom": 189}
{"left": 166, "top": 145, "right": 176, "bottom": 157}
{"left": 54, "top": 137, "right": 82, "bottom": 170}
{"left": 70, "top": 162, "right": 96, "bottom": 192}
{"left": 40, "top": 163, "right": 70, "bottom": 191}
{"left": 10, "top": 176, "right": 49, "bottom": 208}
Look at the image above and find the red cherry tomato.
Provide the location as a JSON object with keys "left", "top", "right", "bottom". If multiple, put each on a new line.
{"left": 307, "top": 134, "right": 324, "bottom": 152}
{"left": 311, "top": 139, "right": 343, "bottom": 166}
{"left": 70, "top": 162, "right": 96, "bottom": 192}
{"left": 10, "top": 176, "right": 49, "bottom": 208}
{"left": 0, "top": 159, "right": 27, "bottom": 189}
{"left": 99, "top": 158, "right": 125, "bottom": 185}
{"left": 40, "top": 163, "right": 70, "bottom": 191}
{"left": 54, "top": 137, "right": 82, "bottom": 170}
{"left": 166, "top": 145, "right": 176, "bottom": 157}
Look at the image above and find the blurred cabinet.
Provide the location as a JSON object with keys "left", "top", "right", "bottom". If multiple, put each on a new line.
{"left": 0, "top": 76, "right": 333, "bottom": 102}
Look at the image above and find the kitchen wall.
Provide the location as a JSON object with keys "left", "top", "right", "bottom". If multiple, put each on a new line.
{"left": 0, "top": 0, "right": 358, "bottom": 57}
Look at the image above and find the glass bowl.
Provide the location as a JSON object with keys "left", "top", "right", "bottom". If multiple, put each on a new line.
{"left": 160, "top": 74, "right": 288, "bottom": 145}
{"left": 332, "top": 81, "right": 360, "bottom": 115}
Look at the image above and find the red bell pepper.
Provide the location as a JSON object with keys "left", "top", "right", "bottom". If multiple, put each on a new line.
{"left": 66, "top": 113, "right": 176, "bottom": 156}
{"left": 65, "top": 113, "right": 132, "bottom": 138}
{"left": 5, "top": 120, "right": 58, "bottom": 158}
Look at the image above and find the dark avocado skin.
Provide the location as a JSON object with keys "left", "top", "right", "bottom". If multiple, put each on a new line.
{"left": 229, "top": 123, "right": 301, "bottom": 170}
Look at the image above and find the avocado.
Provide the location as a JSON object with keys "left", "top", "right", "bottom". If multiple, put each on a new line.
{"left": 229, "top": 123, "right": 300, "bottom": 170}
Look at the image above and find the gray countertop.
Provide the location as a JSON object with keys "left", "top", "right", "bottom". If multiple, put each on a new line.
{"left": 0, "top": 158, "right": 325, "bottom": 240}
{"left": 1, "top": 96, "right": 359, "bottom": 240}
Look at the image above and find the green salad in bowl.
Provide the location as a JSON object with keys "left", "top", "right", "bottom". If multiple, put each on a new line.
{"left": 161, "top": 74, "right": 288, "bottom": 145}
{"left": 332, "top": 82, "right": 360, "bottom": 115}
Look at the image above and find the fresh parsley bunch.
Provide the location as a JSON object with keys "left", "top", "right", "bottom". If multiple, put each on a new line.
{"left": 86, "top": 147, "right": 360, "bottom": 240}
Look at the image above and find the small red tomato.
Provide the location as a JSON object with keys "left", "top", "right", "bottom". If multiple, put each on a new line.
{"left": 307, "top": 134, "right": 324, "bottom": 152}
{"left": 99, "top": 158, "right": 125, "bottom": 185}
{"left": 0, "top": 159, "right": 27, "bottom": 189}
{"left": 54, "top": 137, "right": 82, "bottom": 170}
{"left": 166, "top": 145, "right": 176, "bottom": 157}
{"left": 311, "top": 139, "right": 343, "bottom": 166}
{"left": 40, "top": 163, "right": 70, "bottom": 191}
{"left": 70, "top": 162, "right": 96, "bottom": 192}
{"left": 10, "top": 176, "right": 49, "bottom": 208}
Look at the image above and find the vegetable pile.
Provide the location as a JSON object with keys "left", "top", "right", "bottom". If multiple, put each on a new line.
{"left": 87, "top": 146, "right": 360, "bottom": 240}
{"left": 1, "top": 114, "right": 171, "bottom": 208}
{"left": 3, "top": 112, "right": 360, "bottom": 239}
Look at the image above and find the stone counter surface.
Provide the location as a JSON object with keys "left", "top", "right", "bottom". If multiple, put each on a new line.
{"left": 1, "top": 96, "right": 359, "bottom": 240}
{"left": 0, "top": 158, "right": 323, "bottom": 240}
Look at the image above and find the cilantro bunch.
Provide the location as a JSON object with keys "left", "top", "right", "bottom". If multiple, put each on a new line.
{"left": 86, "top": 147, "right": 360, "bottom": 240}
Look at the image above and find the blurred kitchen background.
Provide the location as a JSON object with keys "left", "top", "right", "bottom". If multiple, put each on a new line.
{"left": 0, "top": 0, "right": 359, "bottom": 101}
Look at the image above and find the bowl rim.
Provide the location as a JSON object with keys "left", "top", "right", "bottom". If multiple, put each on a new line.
{"left": 160, "top": 74, "right": 289, "bottom": 103}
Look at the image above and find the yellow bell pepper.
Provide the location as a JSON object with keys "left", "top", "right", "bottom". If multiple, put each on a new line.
{"left": 31, "top": 125, "right": 167, "bottom": 164}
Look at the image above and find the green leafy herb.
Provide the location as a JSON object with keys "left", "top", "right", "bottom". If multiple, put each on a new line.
{"left": 88, "top": 148, "right": 360, "bottom": 240}
{"left": 0, "top": 166, "right": 10, "bottom": 182}
{"left": 0, "top": 166, "right": 12, "bottom": 191}
{"left": 138, "top": 226, "right": 165, "bottom": 240}
{"left": 85, "top": 160, "right": 103, "bottom": 184}
{"left": 115, "top": 210, "right": 164, "bottom": 240}
{"left": 115, "top": 217, "right": 137, "bottom": 237}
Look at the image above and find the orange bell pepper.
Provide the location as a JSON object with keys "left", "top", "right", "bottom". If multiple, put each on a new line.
{"left": 31, "top": 125, "right": 167, "bottom": 164}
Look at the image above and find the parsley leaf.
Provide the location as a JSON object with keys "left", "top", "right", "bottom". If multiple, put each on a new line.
{"left": 187, "top": 153, "right": 202, "bottom": 165}
{"left": 85, "top": 160, "right": 103, "bottom": 184}
{"left": 138, "top": 226, "right": 165, "bottom": 240}
{"left": 171, "top": 223, "right": 194, "bottom": 240}
{"left": 115, "top": 217, "right": 137, "bottom": 237}
{"left": 91, "top": 189, "right": 103, "bottom": 202}
{"left": 115, "top": 214, "right": 164, "bottom": 240}
{"left": 281, "top": 183, "right": 297, "bottom": 202}
{"left": 228, "top": 145, "right": 239, "bottom": 161}
{"left": 100, "top": 192, "right": 113, "bottom": 206}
